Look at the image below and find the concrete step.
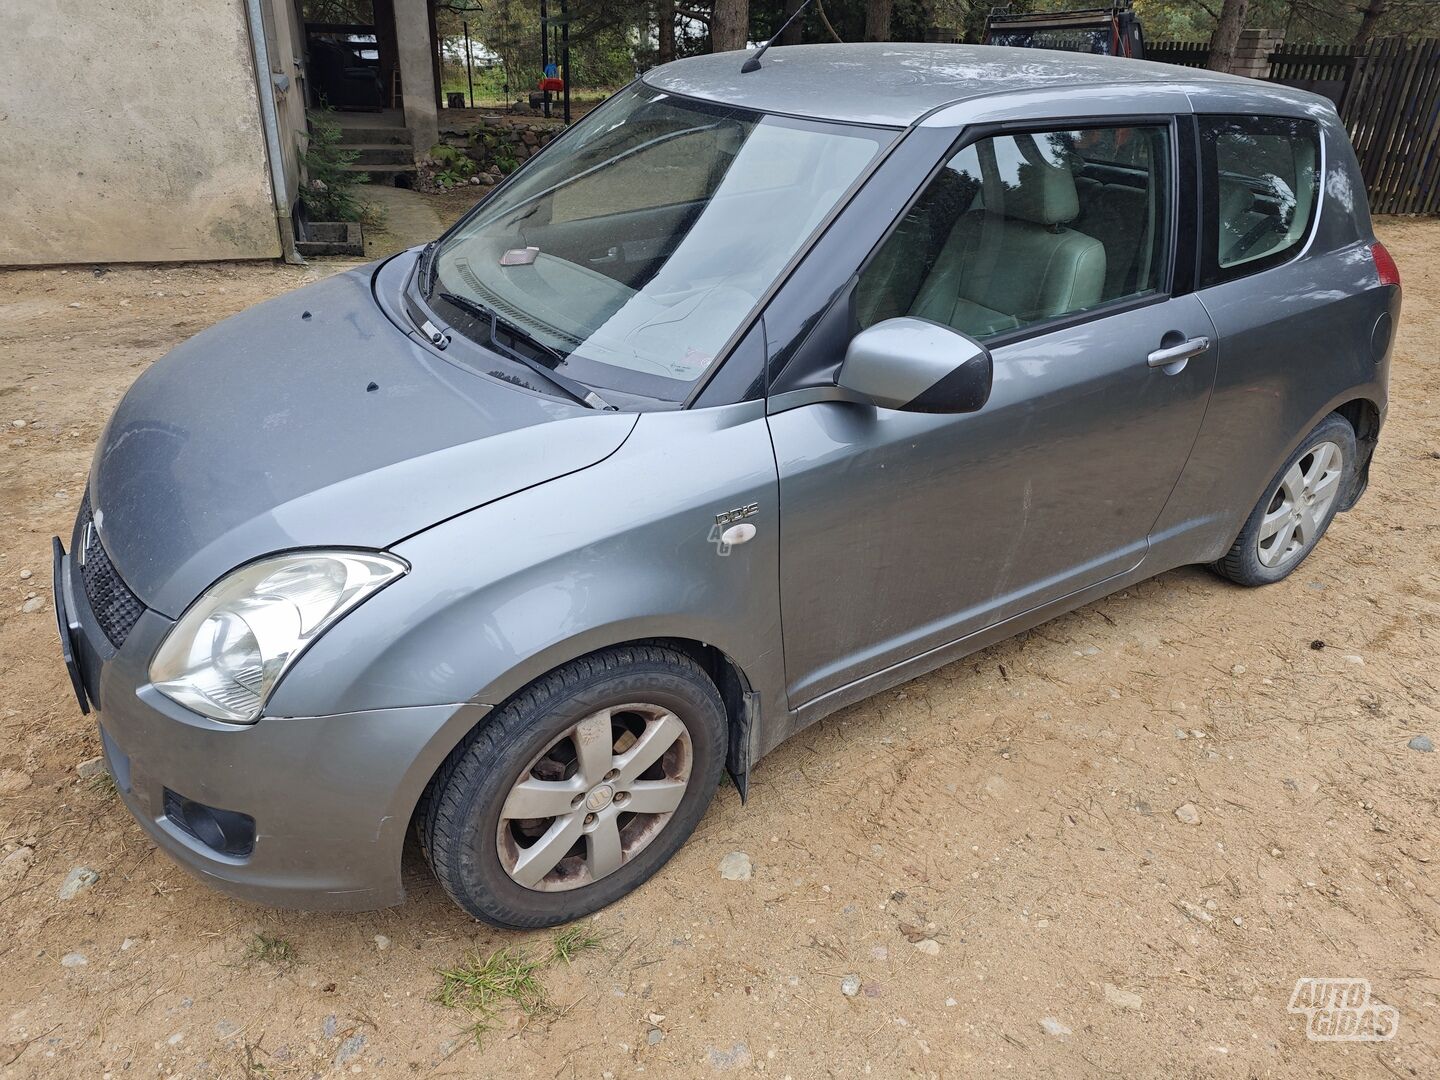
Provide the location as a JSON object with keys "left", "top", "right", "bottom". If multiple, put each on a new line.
{"left": 335, "top": 126, "right": 411, "bottom": 145}
{"left": 348, "top": 144, "right": 414, "bottom": 166}
{"left": 340, "top": 162, "right": 416, "bottom": 181}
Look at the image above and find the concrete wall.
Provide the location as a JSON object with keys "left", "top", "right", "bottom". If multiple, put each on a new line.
{"left": 0, "top": 1, "right": 280, "bottom": 265}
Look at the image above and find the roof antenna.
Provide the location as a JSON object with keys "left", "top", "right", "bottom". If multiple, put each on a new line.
{"left": 741, "top": 0, "right": 816, "bottom": 73}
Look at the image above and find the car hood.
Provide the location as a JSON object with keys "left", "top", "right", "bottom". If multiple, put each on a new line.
{"left": 90, "top": 262, "right": 637, "bottom": 618}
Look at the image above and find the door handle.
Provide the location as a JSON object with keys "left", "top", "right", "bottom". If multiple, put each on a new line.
{"left": 1147, "top": 336, "right": 1211, "bottom": 368}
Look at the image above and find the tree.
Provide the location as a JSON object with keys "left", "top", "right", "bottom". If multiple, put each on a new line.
{"left": 864, "top": 0, "right": 892, "bottom": 41}
{"left": 1207, "top": 0, "right": 1249, "bottom": 71}
{"left": 1352, "top": 0, "right": 1387, "bottom": 45}
{"left": 711, "top": 0, "right": 749, "bottom": 50}
{"left": 657, "top": 0, "right": 676, "bottom": 63}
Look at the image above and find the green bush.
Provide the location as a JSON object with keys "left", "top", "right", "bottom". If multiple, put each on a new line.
{"left": 428, "top": 143, "right": 478, "bottom": 189}
{"left": 301, "top": 111, "right": 370, "bottom": 222}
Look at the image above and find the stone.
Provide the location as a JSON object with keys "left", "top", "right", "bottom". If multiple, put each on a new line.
{"left": 1178, "top": 899, "right": 1214, "bottom": 925}
{"left": 1, "top": 846, "right": 34, "bottom": 880}
{"left": 20, "top": 597, "right": 44, "bottom": 614}
{"left": 646, "top": 1027, "right": 664, "bottom": 1045}
{"left": 215, "top": 1020, "right": 241, "bottom": 1039}
{"left": 1173, "top": 803, "right": 1202, "bottom": 826}
{"left": 705, "top": 1043, "right": 751, "bottom": 1071}
{"left": 61, "top": 953, "right": 87, "bottom": 968}
{"left": 373, "top": 934, "right": 391, "bottom": 951}
{"left": 840, "top": 974, "right": 861, "bottom": 997}
{"left": 334, "top": 1033, "right": 366, "bottom": 1065}
{"left": 76, "top": 756, "right": 106, "bottom": 780}
{"left": 1104, "top": 983, "right": 1142, "bottom": 1010}
{"left": 0, "top": 769, "right": 32, "bottom": 795}
{"left": 1039, "top": 1016, "right": 1072, "bottom": 1038}
{"left": 912, "top": 938, "right": 941, "bottom": 956}
{"left": 18, "top": 568, "right": 32, "bottom": 580}
{"left": 1408, "top": 735, "right": 1434, "bottom": 753}
{"left": 58, "top": 867, "right": 99, "bottom": 899}
{"left": 718, "top": 851, "right": 752, "bottom": 881}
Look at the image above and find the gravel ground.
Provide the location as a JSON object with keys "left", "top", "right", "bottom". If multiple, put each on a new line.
{"left": 0, "top": 218, "right": 1436, "bottom": 1078}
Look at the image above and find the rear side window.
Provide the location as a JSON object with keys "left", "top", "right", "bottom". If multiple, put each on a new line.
{"left": 1200, "top": 115, "right": 1320, "bottom": 283}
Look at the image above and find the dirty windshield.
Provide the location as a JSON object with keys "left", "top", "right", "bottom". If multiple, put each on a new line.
{"left": 428, "top": 84, "right": 891, "bottom": 401}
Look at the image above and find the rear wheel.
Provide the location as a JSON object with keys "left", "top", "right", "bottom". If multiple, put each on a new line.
{"left": 1212, "top": 413, "right": 1354, "bottom": 587}
{"left": 420, "top": 645, "right": 726, "bottom": 928}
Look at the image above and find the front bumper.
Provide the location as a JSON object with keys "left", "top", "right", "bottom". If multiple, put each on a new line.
{"left": 55, "top": 542, "right": 488, "bottom": 911}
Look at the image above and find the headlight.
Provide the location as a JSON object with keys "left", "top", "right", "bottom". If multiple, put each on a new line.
{"left": 149, "top": 550, "right": 406, "bottom": 723}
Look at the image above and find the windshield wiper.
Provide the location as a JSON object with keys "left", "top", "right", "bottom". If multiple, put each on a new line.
{"left": 439, "top": 291, "right": 568, "bottom": 367}
{"left": 436, "top": 292, "right": 615, "bottom": 411}
{"left": 418, "top": 239, "right": 439, "bottom": 297}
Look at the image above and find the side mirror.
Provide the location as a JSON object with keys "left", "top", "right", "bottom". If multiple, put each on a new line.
{"left": 837, "top": 317, "right": 993, "bottom": 414}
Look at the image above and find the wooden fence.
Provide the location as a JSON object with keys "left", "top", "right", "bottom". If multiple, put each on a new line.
{"left": 1146, "top": 40, "right": 1211, "bottom": 68}
{"left": 1147, "top": 36, "right": 1440, "bottom": 214}
{"left": 1266, "top": 41, "right": 1357, "bottom": 107}
{"left": 1336, "top": 38, "right": 1440, "bottom": 214}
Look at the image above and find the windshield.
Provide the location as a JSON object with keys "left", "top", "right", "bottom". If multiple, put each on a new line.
{"left": 428, "top": 84, "right": 892, "bottom": 401}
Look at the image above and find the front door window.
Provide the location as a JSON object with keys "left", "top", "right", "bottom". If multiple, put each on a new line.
{"left": 854, "top": 124, "right": 1172, "bottom": 339}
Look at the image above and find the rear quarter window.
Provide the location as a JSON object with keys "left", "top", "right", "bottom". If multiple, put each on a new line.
{"left": 1199, "top": 115, "right": 1321, "bottom": 285}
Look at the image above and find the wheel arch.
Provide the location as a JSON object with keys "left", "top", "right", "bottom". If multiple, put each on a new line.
{"left": 1331, "top": 396, "right": 1382, "bottom": 511}
{"left": 405, "top": 634, "right": 760, "bottom": 851}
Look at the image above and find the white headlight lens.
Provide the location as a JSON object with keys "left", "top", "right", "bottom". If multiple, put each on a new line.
{"left": 150, "top": 551, "right": 406, "bottom": 723}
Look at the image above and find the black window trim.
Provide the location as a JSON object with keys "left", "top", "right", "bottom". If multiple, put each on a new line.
{"left": 1196, "top": 112, "right": 1325, "bottom": 289}
{"left": 847, "top": 112, "right": 1187, "bottom": 355}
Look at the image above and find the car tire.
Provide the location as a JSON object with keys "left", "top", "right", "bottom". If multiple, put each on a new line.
{"left": 1211, "top": 412, "right": 1355, "bottom": 587}
{"left": 420, "top": 645, "right": 727, "bottom": 928}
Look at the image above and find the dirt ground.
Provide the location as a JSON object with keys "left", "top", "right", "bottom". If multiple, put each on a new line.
{"left": 0, "top": 217, "right": 1437, "bottom": 1080}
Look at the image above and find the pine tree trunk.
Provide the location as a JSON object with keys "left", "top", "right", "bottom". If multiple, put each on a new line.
{"left": 657, "top": 0, "right": 675, "bottom": 64}
{"left": 865, "top": 0, "right": 892, "bottom": 42}
{"left": 1352, "top": 0, "right": 1386, "bottom": 47}
{"left": 711, "top": 0, "right": 749, "bottom": 52}
{"left": 1207, "top": 0, "right": 1250, "bottom": 73}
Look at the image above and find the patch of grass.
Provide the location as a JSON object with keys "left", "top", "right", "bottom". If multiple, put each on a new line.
{"left": 86, "top": 772, "right": 117, "bottom": 799}
{"left": 435, "top": 946, "right": 548, "bottom": 1042}
{"left": 244, "top": 932, "right": 297, "bottom": 970}
{"left": 550, "top": 924, "right": 602, "bottom": 965}
{"left": 435, "top": 927, "right": 604, "bottom": 1043}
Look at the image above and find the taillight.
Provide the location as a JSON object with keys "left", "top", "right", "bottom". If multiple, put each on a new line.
{"left": 1371, "top": 241, "right": 1400, "bottom": 289}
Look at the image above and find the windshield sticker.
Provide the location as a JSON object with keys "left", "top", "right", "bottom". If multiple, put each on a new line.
{"left": 671, "top": 347, "right": 713, "bottom": 378}
{"left": 500, "top": 246, "right": 540, "bottom": 267}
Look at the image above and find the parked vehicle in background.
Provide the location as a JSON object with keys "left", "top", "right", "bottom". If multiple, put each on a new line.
{"left": 54, "top": 44, "right": 1399, "bottom": 928}
{"left": 984, "top": 2, "right": 1147, "bottom": 58}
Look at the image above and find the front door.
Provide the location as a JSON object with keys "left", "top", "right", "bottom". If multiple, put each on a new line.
{"left": 771, "top": 119, "right": 1217, "bottom": 707}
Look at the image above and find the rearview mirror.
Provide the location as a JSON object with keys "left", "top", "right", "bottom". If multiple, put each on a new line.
{"left": 837, "top": 317, "right": 993, "bottom": 414}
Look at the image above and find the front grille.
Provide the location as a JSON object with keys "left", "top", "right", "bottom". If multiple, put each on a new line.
{"left": 77, "top": 494, "right": 145, "bottom": 649}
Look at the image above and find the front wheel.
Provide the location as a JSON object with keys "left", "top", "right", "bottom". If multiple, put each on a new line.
{"left": 1211, "top": 412, "right": 1355, "bottom": 587}
{"left": 420, "top": 645, "right": 727, "bottom": 928}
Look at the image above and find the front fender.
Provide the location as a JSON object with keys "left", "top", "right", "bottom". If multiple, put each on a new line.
{"left": 264, "top": 401, "right": 785, "bottom": 730}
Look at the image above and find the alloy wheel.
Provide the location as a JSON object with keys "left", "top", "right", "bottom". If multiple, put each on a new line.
{"left": 496, "top": 703, "right": 693, "bottom": 892}
{"left": 1256, "top": 439, "right": 1344, "bottom": 569}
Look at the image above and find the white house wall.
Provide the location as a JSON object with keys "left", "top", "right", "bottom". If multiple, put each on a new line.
{"left": 0, "top": 0, "right": 281, "bottom": 265}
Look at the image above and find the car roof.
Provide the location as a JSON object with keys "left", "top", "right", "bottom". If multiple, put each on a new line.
{"left": 643, "top": 42, "right": 1259, "bottom": 127}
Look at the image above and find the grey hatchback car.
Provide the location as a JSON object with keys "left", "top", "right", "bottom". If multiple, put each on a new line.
{"left": 55, "top": 44, "right": 1400, "bottom": 928}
